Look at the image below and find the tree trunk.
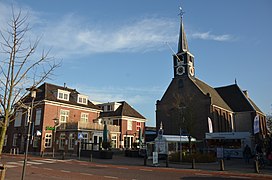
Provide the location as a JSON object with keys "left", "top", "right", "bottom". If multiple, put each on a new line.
{"left": 0, "top": 124, "right": 7, "bottom": 156}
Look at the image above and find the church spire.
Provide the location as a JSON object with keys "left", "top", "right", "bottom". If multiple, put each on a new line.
{"left": 177, "top": 7, "right": 189, "bottom": 53}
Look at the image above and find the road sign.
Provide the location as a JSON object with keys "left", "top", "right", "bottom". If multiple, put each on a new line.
{"left": 78, "top": 133, "right": 83, "bottom": 139}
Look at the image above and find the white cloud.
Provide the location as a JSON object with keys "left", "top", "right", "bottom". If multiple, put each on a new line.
{"left": 189, "top": 31, "right": 233, "bottom": 41}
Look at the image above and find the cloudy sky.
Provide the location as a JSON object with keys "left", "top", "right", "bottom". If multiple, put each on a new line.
{"left": 1, "top": 0, "right": 271, "bottom": 126}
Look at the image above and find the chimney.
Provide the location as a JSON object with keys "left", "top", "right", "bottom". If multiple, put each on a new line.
{"left": 64, "top": 83, "right": 66, "bottom": 88}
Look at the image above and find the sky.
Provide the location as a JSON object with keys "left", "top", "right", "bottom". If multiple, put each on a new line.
{"left": 0, "top": 0, "right": 272, "bottom": 126}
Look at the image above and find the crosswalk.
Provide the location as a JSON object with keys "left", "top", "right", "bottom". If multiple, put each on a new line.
{"left": 4, "top": 159, "right": 68, "bottom": 168}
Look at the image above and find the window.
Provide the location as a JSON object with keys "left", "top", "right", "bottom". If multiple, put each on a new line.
{"left": 80, "top": 113, "right": 88, "bottom": 122}
{"left": 44, "top": 133, "right": 52, "bottom": 148}
{"left": 35, "top": 109, "right": 42, "bottom": 126}
{"left": 68, "top": 133, "right": 75, "bottom": 150}
{"left": 136, "top": 122, "right": 141, "bottom": 131}
{"left": 59, "top": 133, "right": 66, "bottom": 150}
{"left": 111, "top": 135, "right": 117, "bottom": 148}
{"left": 77, "top": 94, "right": 88, "bottom": 105}
{"left": 127, "top": 120, "right": 132, "bottom": 130}
{"left": 60, "top": 110, "right": 69, "bottom": 123}
{"left": 33, "top": 137, "right": 39, "bottom": 148}
{"left": 107, "top": 105, "right": 112, "bottom": 111}
{"left": 4, "top": 135, "right": 7, "bottom": 146}
{"left": 14, "top": 111, "right": 22, "bottom": 127}
{"left": 57, "top": 89, "right": 70, "bottom": 101}
{"left": 13, "top": 134, "right": 18, "bottom": 146}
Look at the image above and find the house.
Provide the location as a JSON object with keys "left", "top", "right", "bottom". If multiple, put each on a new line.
{"left": 156, "top": 12, "right": 267, "bottom": 144}
{"left": 4, "top": 83, "right": 147, "bottom": 155}
{"left": 98, "top": 101, "right": 146, "bottom": 149}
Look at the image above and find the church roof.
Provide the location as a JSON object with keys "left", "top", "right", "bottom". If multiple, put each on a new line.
{"left": 193, "top": 78, "right": 232, "bottom": 111}
{"left": 99, "top": 101, "right": 146, "bottom": 120}
{"left": 215, "top": 84, "right": 263, "bottom": 113}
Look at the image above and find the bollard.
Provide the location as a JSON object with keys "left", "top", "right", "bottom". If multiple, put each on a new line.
{"left": 219, "top": 159, "right": 225, "bottom": 171}
{"left": 166, "top": 155, "right": 169, "bottom": 167}
{"left": 62, "top": 152, "right": 65, "bottom": 160}
{"left": 192, "top": 158, "right": 195, "bottom": 169}
{"left": 0, "top": 164, "right": 6, "bottom": 180}
{"left": 254, "top": 160, "right": 259, "bottom": 173}
{"left": 89, "top": 153, "right": 93, "bottom": 162}
{"left": 144, "top": 155, "right": 147, "bottom": 166}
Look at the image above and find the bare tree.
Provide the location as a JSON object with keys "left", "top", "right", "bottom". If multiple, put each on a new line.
{"left": 0, "top": 8, "right": 60, "bottom": 155}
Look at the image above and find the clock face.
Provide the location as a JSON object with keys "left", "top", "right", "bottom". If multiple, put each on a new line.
{"left": 176, "top": 66, "right": 185, "bottom": 75}
{"left": 189, "top": 67, "right": 195, "bottom": 76}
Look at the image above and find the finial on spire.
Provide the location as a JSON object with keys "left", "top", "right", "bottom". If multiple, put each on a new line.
{"left": 178, "top": 6, "right": 185, "bottom": 18}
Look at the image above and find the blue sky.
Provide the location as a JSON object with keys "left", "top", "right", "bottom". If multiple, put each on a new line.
{"left": 1, "top": 0, "right": 272, "bottom": 126}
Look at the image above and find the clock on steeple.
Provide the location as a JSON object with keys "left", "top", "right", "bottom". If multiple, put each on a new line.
{"left": 173, "top": 7, "right": 195, "bottom": 79}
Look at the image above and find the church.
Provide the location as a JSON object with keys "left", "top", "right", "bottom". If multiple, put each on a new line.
{"left": 156, "top": 11, "right": 267, "bottom": 143}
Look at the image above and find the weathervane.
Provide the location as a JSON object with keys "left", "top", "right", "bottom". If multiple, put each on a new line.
{"left": 178, "top": 6, "right": 185, "bottom": 18}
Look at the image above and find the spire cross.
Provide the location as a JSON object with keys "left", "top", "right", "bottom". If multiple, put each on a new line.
{"left": 178, "top": 6, "right": 185, "bottom": 18}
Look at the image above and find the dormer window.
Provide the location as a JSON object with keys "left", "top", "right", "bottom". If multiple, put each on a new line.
{"left": 77, "top": 94, "right": 88, "bottom": 105}
{"left": 57, "top": 89, "right": 70, "bottom": 101}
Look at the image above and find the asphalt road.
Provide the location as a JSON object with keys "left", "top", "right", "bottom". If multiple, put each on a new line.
{"left": 1, "top": 154, "right": 271, "bottom": 180}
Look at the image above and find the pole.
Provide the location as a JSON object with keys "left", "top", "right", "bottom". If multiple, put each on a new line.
{"left": 179, "top": 128, "right": 182, "bottom": 162}
{"left": 52, "top": 128, "right": 56, "bottom": 158}
{"left": 21, "top": 96, "right": 35, "bottom": 180}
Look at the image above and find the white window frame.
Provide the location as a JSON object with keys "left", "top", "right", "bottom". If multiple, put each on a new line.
{"left": 80, "top": 113, "right": 88, "bottom": 122}
{"left": 60, "top": 109, "right": 69, "bottom": 123}
{"left": 57, "top": 89, "right": 70, "bottom": 101}
{"left": 35, "top": 109, "right": 42, "bottom": 126}
{"left": 127, "top": 120, "right": 132, "bottom": 130}
{"left": 68, "top": 133, "right": 75, "bottom": 150}
{"left": 111, "top": 134, "right": 117, "bottom": 148}
{"left": 77, "top": 94, "right": 88, "bottom": 105}
{"left": 136, "top": 122, "right": 141, "bottom": 131}
{"left": 13, "top": 134, "right": 18, "bottom": 146}
{"left": 25, "top": 109, "right": 30, "bottom": 126}
{"left": 14, "top": 111, "right": 22, "bottom": 127}
{"left": 44, "top": 133, "right": 52, "bottom": 148}
{"left": 59, "top": 133, "right": 66, "bottom": 150}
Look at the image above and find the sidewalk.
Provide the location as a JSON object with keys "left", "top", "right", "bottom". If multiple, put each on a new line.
{"left": 81, "top": 153, "right": 272, "bottom": 177}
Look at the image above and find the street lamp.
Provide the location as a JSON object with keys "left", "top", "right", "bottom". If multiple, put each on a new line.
{"left": 21, "top": 87, "right": 38, "bottom": 180}
{"left": 52, "top": 117, "right": 60, "bottom": 158}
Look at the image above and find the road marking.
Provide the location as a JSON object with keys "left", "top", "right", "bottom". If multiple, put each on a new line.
{"left": 139, "top": 169, "right": 153, "bottom": 172}
{"left": 61, "top": 170, "right": 71, "bottom": 173}
{"left": 27, "top": 161, "right": 43, "bottom": 165}
{"left": 104, "top": 176, "right": 118, "bottom": 179}
{"left": 5, "top": 165, "right": 17, "bottom": 168}
{"left": 33, "top": 160, "right": 55, "bottom": 163}
{"left": 195, "top": 173, "right": 212, "bottom": 176}
{"left": 43, "top": 168, "right": 53, "bottom": 171}
{"left": 80, "top": 173, "right": 93, "bottom": 176}
{"left": 117, "top": 167, "right": 128, "bottom": 170}
{"left": 6, "top": 162, "right": 21, "bottom": 165}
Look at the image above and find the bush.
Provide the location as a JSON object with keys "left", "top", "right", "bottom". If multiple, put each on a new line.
{"left": 169, "top": 152, "right": 216, "bottom": 163}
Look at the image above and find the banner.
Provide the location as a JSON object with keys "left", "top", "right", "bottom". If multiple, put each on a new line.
{"left": 253, "top": 115, "right": 260, "bottom": 134}
{"left": 208, "top": 117, "right": 213, "bottom": 133}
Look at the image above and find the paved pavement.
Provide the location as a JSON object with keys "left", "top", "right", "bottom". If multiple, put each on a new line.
{"left": 2, "top": 152, "right": 272, "bottom": 179}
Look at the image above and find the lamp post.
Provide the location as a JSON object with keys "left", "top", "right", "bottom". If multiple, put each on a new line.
{"left": 21, "top": 87, "right": 38, "bottom": 180}
{"left": 52, "top": 117, "right": 59, "bottom": 158}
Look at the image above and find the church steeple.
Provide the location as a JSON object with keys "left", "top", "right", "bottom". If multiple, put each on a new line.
{"left": 177, "top": 8, "right": 189, "bottom": 53}
{"left": 173, "top": 7, "right": 195, "bottom": 79}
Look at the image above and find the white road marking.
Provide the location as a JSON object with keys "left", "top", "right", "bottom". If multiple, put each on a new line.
{"left": 5, "top": 165, "right": 17, "bottom": 168}
{"left": 61, "top": 170, "right": 71, "bottom": 173}
{"left": 80, "top": 173, "right": 93, "bottom": 176}
{"left": 104, "top": 176, "right": 118, "bottom": 179}
{"left": 27, "top": 161, "right": 43, "bottom": 165}
{"left": 33, "top": 159, "right": 55, "bottom": 163}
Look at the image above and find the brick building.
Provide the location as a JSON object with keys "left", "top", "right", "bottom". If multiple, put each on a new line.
{"left": 156, "top": 13, "right": 267, "bottom": 142}
{"left": 4, "top": 83, "right": 146, "bottom": 155}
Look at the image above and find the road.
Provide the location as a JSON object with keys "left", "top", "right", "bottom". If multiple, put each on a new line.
{"left": 0, "top": 154, "right": 271, "bottom": 180}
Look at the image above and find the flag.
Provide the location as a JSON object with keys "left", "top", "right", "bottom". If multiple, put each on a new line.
{"left": 208, "top": 117, "right": 213, "bottom": 133}
{"left": 253, "top": 115, "right": 260, "bottom": 134}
